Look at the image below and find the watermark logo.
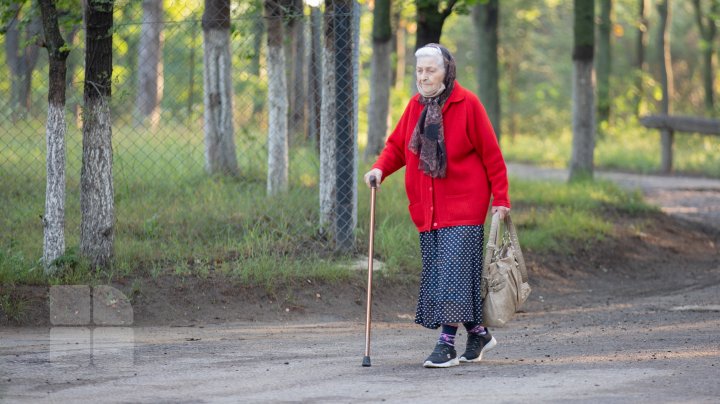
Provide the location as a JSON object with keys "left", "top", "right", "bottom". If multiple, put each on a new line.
{"left": 48, "top": 285, "right": 134, "bottom": 368}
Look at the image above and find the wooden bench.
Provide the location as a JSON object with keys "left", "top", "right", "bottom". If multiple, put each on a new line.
{"left": 640, "top": 115, "right": 720, "bottom": 173}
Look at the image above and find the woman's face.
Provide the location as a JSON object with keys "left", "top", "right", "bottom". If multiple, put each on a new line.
{"left": 416, "top": 56, "right": 445, "bottom": 94}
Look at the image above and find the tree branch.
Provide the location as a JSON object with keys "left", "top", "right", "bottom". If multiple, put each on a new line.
{"left": 440, "top": 0, "right": 458, "bottom": 20}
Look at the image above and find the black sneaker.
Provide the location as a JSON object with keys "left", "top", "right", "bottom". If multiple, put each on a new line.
{"left": 459, "top": 330, "right": 497, "bottom": 363}
{"left": 422, "top": 342, "right": 459, "bottom": 368}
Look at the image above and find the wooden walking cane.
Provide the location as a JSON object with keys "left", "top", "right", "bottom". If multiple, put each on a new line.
{"left": 362, "top": 176, "right": 378, "bottom": 367}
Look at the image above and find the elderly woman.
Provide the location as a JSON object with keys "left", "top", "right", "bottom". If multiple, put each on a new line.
{"left": 364, "top": 43, "right": 511, "bottom": 368}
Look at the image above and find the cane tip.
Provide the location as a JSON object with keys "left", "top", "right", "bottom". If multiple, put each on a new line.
{"left": 362, "top": 356, "right": 372, "bottom": 367}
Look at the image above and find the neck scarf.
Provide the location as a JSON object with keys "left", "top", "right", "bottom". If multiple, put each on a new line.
{"left": 408, "top": 44, "right": 456, "bottom": 178}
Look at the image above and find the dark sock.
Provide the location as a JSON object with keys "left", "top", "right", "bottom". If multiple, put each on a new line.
{"left": 463, "top": 322, "right": 487, "bottom": 335}
{"left": 438, "top": 324, "right": 458, "bottom": 346}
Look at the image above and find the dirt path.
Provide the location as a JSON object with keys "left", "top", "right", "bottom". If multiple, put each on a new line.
{"left": 1, "top": 281, "right": 718, "bottom": 402}
{"left": 507, "top": 162, "right": 720, "bottom": 228}
{"left": 1, "top": 165, "right": 719, "bottom": 402}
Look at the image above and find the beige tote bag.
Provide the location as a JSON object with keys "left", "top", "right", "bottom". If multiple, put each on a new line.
{"left": 482, "top": 212, "right": 532, "bottom": 327}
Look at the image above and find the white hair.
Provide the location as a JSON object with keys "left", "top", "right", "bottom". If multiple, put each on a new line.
{"left": 415, "top": 46, "right": 444, "bottom": 69}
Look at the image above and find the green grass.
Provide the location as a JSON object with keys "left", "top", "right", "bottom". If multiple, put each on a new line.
{"left": 501, "top": 118, "right": 720, "bottom": 177}
{"left": 1, "top": 117, "right": 659, "bottom": 287}
{"left": 0, "top": 292, "right": 28, "bottom": 323}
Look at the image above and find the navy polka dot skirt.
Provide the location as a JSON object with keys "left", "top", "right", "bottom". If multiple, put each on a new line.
{"left": 415, "top": 225, "right": 484, "bottom": 330}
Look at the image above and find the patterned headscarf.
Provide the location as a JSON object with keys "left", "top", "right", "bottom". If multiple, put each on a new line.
{"left": 408, "top": 43, "right": 457, "bottom": 179}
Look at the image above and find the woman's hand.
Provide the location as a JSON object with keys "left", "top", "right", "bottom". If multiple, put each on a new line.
{"left": 363, "top": 168, "right": 383, "bottom": 188}
{"left": 492, "top": 206, "right": 510, "bottom": 220}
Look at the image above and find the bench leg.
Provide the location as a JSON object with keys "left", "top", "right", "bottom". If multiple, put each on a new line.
{"left": 661, "top": 129, "right": 674, "bottom": 174}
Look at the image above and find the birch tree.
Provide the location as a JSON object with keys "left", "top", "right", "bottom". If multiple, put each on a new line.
{"left": 202, "top": 0, "right": 239, "bottom": 176}
{"left": 81, "top": 0, "right": 115, "bottom": 269}
{"left": 265, "top": 0, "right": 289, "bottom": 195}
{"left": 365, "top": 0, "right": 392, "bottom": 161}
{"left": 134, "top": 0, "right": 164, "bottom": 129}
{"left": 38, "top": 0, "right": 70, "bottom": 274}
{"left": 319, "top": 0, "right": 337, "bottom": 231}
{"left": 569, "top": 0, "right": 595, "bottom": 182}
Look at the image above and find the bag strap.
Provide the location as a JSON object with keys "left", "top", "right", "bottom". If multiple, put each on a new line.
{"left": 482, "top": 212, "right": 501, "bottom": 272}
{"left": 483, "top": 212, "right": 529, "bottom": 282}
{"left": 504, "top": 214, "right": 529, "bottom": 283}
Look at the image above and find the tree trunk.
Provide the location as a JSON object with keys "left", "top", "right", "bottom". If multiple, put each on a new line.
{"left": 365, "top": 0, "right": 392, "bottom": 161}
{"left": 334, "top": 0, "right": 355, "bottom": 251}
{"left": 634, "top": 0, "right": 648, "bottom": 116}
{"left": 394, "top": 15, "right": 406, "bottom": 91}
{"left": 81, "top": 0, "right": 115, "bottom": 269}
{"left": 202, "top": 0, "right": 239, "bottom": 176}
{"left": 4, "top": 5, "right": 41, "bottom": 120}
{"left": 473, "top": 0, "right": 501, "bottom": 140}
{"left": 38, "top": 0, "right": 70, "bottom": 274}
{"left": 507, "top": 60, "right": 518, "bottom": 138}
{"left": 691, "top": 0, "right": 718, "bottom": 115}
{"left": 187, "top": 21, "right": 198, "bottom": 121}
{"left": 4, "top": 3, "right": 21, "bottom": 118}
{"left": 20, "top": 17, "right": 41, "bottom": 115}
{"left": 65, "top": 26, "right": 82, "bottom": 128}
{"left": 288, "top": 0, "right": 307, "bottom": 140}
{"left": 250, "top": 2, "right": 264, "bottom": 76}
{"left": 414, "top": 0, "right": 456, "bottom": 96}
{"left": 307, "top": 6, "right": 322, "bottom": 149}
{"left": 319, "top": 0, "right": 336, "bottom": 232}
{"left": 265, "top": 0, "right": 289, "bottom": 195}
{"left": 596, "top": 0, "right": 612, "bottom": 126}
{"left": 657, "top": 0, "right": 674, "bottom": 173}
{"left": 415, "top": 0, "right": 456, "bottom": 49}
{"left": 134, "top": 0, "right": 164, "bottom": 129}
{"left": 569, "top": 0, "right": 595, "bottom": 182}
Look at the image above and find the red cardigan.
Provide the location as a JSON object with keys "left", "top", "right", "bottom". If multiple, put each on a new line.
{"left": 372, "top": 82, "right": 511, "bottom": 232}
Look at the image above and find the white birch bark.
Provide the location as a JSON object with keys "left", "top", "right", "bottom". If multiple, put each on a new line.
{"left": 203, "top": 28, "right": 239, "bottom": 176}
{"left": 319, "top": 40, "right": 336, "bottom": 230}
{"left": 266, "top": 43, "right": 289, "bottom": 195}
{"left": 570, "top": 59, "right": 596, "bottom": 180}
{"left": 43, "top": 103, "right": 66, "bottom": 274}
{"left": 80, "top": 98, "right": 114, "bottom": 269}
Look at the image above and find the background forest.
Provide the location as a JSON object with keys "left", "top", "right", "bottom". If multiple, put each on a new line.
{"left": 0, "top": 0, "right": 718, "bottom": 292}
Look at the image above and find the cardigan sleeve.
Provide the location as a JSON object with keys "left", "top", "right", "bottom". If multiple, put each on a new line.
{"left": 466, "top": 94, "right": 511, "bottom": 208}
{"left": 371, "top": 99, "right": 415, "bottom": 181}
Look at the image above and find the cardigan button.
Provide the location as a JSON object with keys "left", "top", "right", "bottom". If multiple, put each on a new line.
{"left": 433, "top": 222, "right": 438, "bottom": 227}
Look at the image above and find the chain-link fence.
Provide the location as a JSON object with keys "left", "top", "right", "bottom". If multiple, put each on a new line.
{"left": 1, "top": 0, "right": 367, "bottom": 275}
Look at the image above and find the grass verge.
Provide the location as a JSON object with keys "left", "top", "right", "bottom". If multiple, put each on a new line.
{"left": 1, "top": 121, "right": 657, "bottom": 287}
